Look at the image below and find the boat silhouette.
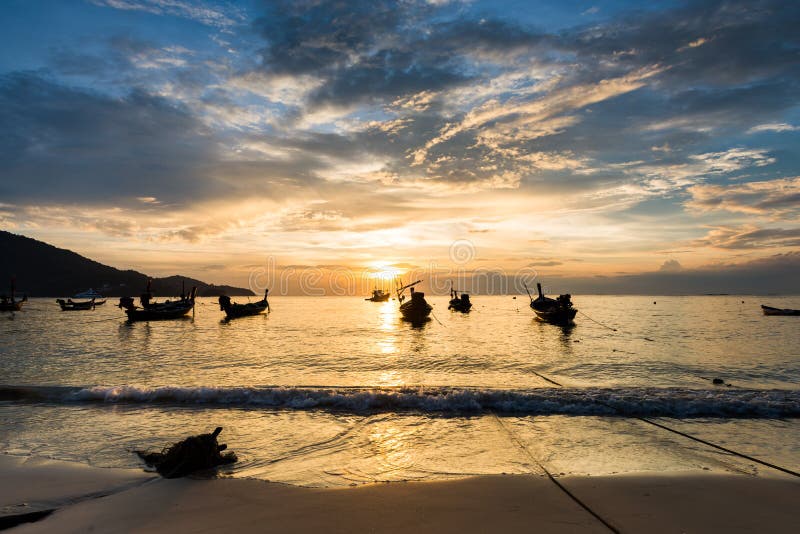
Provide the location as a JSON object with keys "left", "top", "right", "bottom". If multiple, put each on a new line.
{"left": 525, "top": 282, "right": 577, "bottom": 324}
{"left": 118, "top": 280, "right": 196, "bottom": 321}
{"left": 396, "top": 279, "right": 432, "bottom": 323}
{"left": 219, "top": 290, "right": 270, "bottom": 319}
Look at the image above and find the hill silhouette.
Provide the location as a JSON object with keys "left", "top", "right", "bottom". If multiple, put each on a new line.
{"left": 0, "top": 231, "right": 254, "bottom": 297}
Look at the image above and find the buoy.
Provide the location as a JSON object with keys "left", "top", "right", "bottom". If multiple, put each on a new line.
{"left": 712, "top": 378, "right": 724, "bottom": 385}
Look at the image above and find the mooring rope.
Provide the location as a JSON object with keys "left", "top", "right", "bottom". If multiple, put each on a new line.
{"left": 79, "top": 316, "right": 124, "bottom": 324}
{"left": 577, "top": 310, "right": 617, "bottom": 331}
{"left": 491, "top": 413, "right": 620, "bottom": 533}
{"left": 525, "top": 368, "right": 800, "bottom": 479}
{"left": 529, "top": 370, "right": 564, "bottom": 387}
{"left": 636, "top": 417, "right": 800, "bottom": 478}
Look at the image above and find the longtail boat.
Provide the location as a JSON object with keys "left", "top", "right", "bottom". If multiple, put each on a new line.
{"left": 525, "top": 282, "right": 577, "bottom": 324}
{"left": 118, "top": 281, "right": 196, "bottom": 321}
{"left": 219, "top": 290, "right": 270, "bottom": 319}
{"left": 56, "top": 298, "right": 96, "bottom": 311}
{"left": 0, "top": 278, "right": 26, "bottom": 312}
{"left": 365, "top": 289, "right": 390, "bottom": 302}
{"left": 397, "top": 279, "right": 432, "bottom": 323}
{"left": 448, "top": 283, "right": 472, "bottom": 313}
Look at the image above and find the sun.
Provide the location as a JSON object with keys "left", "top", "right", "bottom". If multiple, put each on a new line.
{"left": 367, "top": 262, "right": 404, "bottom": 281}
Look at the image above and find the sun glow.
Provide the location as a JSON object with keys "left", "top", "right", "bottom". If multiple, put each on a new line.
{"left": 368, "top": 262, "right": 404, "bottom": 281}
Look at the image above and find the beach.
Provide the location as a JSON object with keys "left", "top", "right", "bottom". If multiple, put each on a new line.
{"left": 3, "top": 454, "right": 798, "bottom": 533}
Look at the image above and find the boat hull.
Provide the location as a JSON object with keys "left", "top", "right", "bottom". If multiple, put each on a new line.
{"left": 532, "top": 307, "right": 577, "bottom": 324}
{"left": 400, "top": 299, "right": 432, "bottom": 323}
{"left": 0, "top": 302, "right": 23, "bottom": 312}
{"left": 125, "top": 305, "right": 194, "bottom": 321}
{"left": 121, "top": 286, "right": 197, "bottom": 322}
{"left": 528, "top": 285, "right": 577, "bottom": 325}
{"left": 57, "top": 299, "right": 95, "bottom": 311}
{"left": 761, "top": 305, "right": 800, "bottom": 316}
{"left": 448, "top": 299, "right": 472, "bottom": 313}
{"left": 222, "top": 302, "right": 269, "bottom": 319}
{"left": 400, "top": 308, "right": 432, "bottom": 323}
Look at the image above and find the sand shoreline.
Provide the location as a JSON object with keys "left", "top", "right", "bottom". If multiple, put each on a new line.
{"left": 2, "top": 454, "right": 798, "bottom": 533}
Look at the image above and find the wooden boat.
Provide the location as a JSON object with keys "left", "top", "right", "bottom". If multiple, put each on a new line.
{"left": 365, "top": 289, "right": 390, "bottom": 302}
{"left": 56, "top": 298, "right": 96, "bottom": 311}
{"left": 0, "top": 279, "right": 26, "bottom": 312}
{"left": 118, "top": 282, "right": 197, "bottom": 321}
{"left": 219, "top": 290, "right": 270, "bottom": 319}
{"left": 761, "top": 305, "right": 800, "bottom": 316}
{"left": 448, "top": 285, "right": 472, "bottom": 313}
{"left": 73, "top": 288, "right": 106, "bottom": 306}
{"left": 525, "top": 282, "right": 577, "bottom": 324}
{"left": 397, "top": 279, "right": 432, "bottom": 323}
{"left": 0, "top": 295, "right": 26, "bottom": 312}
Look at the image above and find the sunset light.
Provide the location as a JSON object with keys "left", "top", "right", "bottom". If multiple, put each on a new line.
{"left": 2, "top": 3, "right": 799, "bottom": 533}
{"left": 0, "top": 0, "right": 796, "bottom": 295}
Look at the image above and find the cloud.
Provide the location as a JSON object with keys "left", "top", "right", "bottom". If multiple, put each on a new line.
{"left": 686, "top": 176, "right": 800, "bottom": 217}
{"left": 544, "top": 252, "right": 800, "bottom": 294}
{"left": 747, "top": 123, "right": 799, "bottom": 134}
{"left": 659, "top": 259, "right": 683, "bottom": 272}
{"left": 695, "top": 226, "right": 800, "bottom": 250}
{"left": 526, "top": 260, "right": 562, "bottom": 267}
{"left": 0, "top": 73, "right": 392, "bottom": 209}
{"left": 564, "top": 0, "right": 799, "bottom": 88}
{"left": 90, "top": 0, "right": 243, "bottom": 28}
{"left": 615, "top": 148, "right": 776, "bottom": 195}
{"left": 0, "top": 73, "right": 223, "bottom": 204}
{"left": 412, "top": 66, "right": 663, "bottom": 166}
{"left": 252, "top": 0, "right": 473, "bottom": 110}
{"left": 677, "top": 37, "right": 711, "bottom": 52}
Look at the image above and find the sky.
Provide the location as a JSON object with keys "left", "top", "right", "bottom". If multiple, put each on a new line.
{"left": 0, "top": 0, "right": 798, "bottom": 293}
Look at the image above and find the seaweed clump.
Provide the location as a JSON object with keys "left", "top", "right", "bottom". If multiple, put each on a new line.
{"left": 136, "top": 427, "right": 237, "bottom": 478}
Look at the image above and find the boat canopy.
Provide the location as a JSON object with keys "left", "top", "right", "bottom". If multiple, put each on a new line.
{"left": 73, "top": 288, "right": 104, "bottom": 299}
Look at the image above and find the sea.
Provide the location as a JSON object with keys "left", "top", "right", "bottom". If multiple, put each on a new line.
{"left": 2, "top": 295, "right": 799, "bottom": 486}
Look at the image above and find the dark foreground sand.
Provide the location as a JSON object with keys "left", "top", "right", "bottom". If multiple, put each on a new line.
{"left": 2, "top": 455, "right": 798, "bottom": 533}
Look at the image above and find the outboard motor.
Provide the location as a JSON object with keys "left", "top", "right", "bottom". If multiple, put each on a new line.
{"left": 118, "top": 296, "right": 135, "bottom": 310}
{"left": 218, "top": 295, "right": 231, "bottom": 310}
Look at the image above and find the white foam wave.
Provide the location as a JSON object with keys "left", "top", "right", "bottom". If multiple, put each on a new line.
{"left": 54, "top": 385, "right": 800, "bottom": 417}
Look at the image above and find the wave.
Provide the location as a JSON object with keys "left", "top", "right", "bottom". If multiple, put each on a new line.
{"left": 2, "top": 385, "right": 799, "bottom": 418}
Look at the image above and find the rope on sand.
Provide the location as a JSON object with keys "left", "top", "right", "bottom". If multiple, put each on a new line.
{"left": 491, "top": 413, "right": 620, "bottom": 534}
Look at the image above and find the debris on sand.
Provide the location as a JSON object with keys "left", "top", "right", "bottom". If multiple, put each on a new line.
{"left": 136, "top": 427, "right": 237, "bottom": 478}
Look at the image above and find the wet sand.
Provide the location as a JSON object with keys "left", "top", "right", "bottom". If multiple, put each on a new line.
{"left": 3, "top": 455, "right": 798, "bottom": 533}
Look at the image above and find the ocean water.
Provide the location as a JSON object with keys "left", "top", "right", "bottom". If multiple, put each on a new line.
{"left": 1, "top": 295, "right": 799, "bottom": 486}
